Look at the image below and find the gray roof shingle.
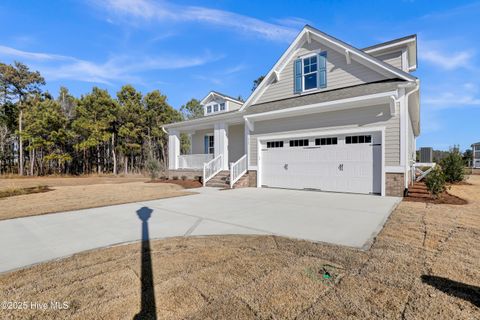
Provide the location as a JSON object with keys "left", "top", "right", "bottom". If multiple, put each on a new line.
{"left": 245, "top": 79, "right": 405, "bottom": 115}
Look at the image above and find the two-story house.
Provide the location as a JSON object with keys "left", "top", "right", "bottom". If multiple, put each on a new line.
{"left": 163, "top": 25, "right": 420, "bottom": 197}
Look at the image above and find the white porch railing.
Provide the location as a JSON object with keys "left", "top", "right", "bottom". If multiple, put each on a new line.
{"left": 230, "top": 155, "right": 247, "bottom": 188}
{"left": 178, "top": 154, "right": 213, "bottom": 169}
{"left": 411, "top": 162, "right": 436, "bottom": 182}
{"left": 203, "top": 154, "right": 223, "bottom": 186}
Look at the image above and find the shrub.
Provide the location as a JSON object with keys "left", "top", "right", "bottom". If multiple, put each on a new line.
{"left": 424, "top": 166, "right": 446, "bottom": 198}
{"left": 441, "top": 150, "right": 465, "bottom": 183}
{"left": 172, "top": 176, "right": 179, "bottom": 180}
{"left": 145, "top": 158, "right": 161, "bottom": 180}
{"left": 181, "top": 175, "right": 187, "bottom": 181}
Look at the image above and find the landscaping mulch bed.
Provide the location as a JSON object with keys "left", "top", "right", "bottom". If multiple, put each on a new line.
{"left": 147, "top": 179, "right": 202, "bottom": 189}
{"left": 404, "top": 191, "right": 468, "bottom": 205}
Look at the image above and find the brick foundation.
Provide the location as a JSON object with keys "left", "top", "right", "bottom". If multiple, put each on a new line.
{"left": 386, "top": 173, "right": 405, "bottom": 197}
{"left": 248, "top": 170, "right": 257, "bottom": 187}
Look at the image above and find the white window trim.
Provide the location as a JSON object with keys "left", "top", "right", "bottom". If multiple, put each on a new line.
{"left": 300, "top": 52, "right": 319, "bottom": 93}
{"left": 205, "top": 134, "right": 214, "bottom": 154}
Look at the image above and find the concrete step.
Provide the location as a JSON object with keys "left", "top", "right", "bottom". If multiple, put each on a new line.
{"left": 206, "top": 182, "right": 229, "bottom": 188}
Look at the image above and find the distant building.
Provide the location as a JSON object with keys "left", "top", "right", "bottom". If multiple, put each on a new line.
{"left": 472, "top": 142, "right": 480, "bottom": 168}
{"left": 419, "top": 147, "right": 433, "bottom": 163}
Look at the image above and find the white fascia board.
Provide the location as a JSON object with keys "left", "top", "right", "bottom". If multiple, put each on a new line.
{"left": 244, "top": 90, "right": 398, "bottom": 122}
{"left": 163, "top": 112, "right": 244, "bottom": 131}
{"left": 201, "top": 91, "right": 242, "bottom": 105}
{"left": 240, "top": 29, "right": 308, "bottom": 111}
{"left": 200, "top": 92, "right": 216, "bottom": 105}
{"left": 306, "top": 27, "right": 416, "bottom": 81}
{"left": 363, "top": 38, "right": 416, "bottom": 54}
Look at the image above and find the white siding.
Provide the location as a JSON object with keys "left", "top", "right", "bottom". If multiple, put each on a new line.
{"left": 375, "top": 51, "right": 403, "bottom": 70}
{"left": 228, "top": 124, "right": 245, "bottom": 163}
{"left": 228, "top": 100, "right": 243, "bottom": 111}
{"left": 249, "top": 103, "right": 400, "bottom": 167}
{"left": 256, "top": 40, "right": 390, "bottom": 105}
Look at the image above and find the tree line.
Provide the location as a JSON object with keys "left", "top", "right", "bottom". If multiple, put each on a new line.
{"left": 0, "top": 61, "right": 202, "bottom": 176}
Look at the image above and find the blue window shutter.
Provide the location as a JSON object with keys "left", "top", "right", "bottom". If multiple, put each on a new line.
{"left": 294, "top": 59, "right": 302, "bottom": 93}
{"left": 204, "top": 136, "right": 209, "bottom": 154}
{"left": 318, "top": 52, "right": 327, "bottom": 89}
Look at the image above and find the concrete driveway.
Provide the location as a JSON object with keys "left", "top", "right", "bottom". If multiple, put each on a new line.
{"left": 0, "top": 188, "right": 400, "bottom": 273}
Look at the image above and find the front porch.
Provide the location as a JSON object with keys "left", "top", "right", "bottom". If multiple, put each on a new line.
{"left": 166, "top": 119, "right": 247, "bottom": 187}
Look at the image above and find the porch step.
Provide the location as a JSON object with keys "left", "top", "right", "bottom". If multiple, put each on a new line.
{"left": 205, "top": 171, "right": 230, "bottom": 188}
{"left": 205, "top": 170, "right": 250, "bottom": 189}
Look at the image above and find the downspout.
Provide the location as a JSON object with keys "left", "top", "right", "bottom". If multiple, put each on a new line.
{"left": 399, "top": 80, "right": 420, "bottom": 192}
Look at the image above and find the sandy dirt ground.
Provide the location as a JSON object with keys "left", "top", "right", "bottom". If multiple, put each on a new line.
{"left": 0, "top": 176, "right": 479, "bottom": 319}
{"left": 0, "top": 176, "right": 193, "bottom": 220}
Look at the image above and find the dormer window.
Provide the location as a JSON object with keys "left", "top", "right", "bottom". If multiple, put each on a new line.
{"left": 303, "top": 55, "right": 318, "bottom": 90}
{"left": 204, "top": 101, "right": 228, "bottom": 116}
{"left": 294, "top": 51, "right": 327, "bottom": 94}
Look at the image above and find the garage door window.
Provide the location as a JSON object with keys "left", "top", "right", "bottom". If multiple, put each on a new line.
{"left": 346, "top": 135, "right": 372, "bottom": 144}
{"left": 267, "top": 141, "right": 284, "bottom": 148}
{"left": 289, "top": 139, "right": 309, "bottom": 147}
{"left": 315, "top": 137, "right": 338, "bottom": 145}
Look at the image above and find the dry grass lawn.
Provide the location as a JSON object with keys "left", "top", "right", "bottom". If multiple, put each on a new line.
{"left": 0, "top": 176, "right": 479, "bottom": 319}
{"left": 0, "top": 176, "right": 193, "bottom": 221}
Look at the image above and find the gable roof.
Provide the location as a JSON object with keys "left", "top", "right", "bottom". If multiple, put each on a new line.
{"left": 362, "top": 34, "right": 416, "bottom": 52}
{"left": 240, "top": 25, "right": 416, "bottom": 111}
{"left": 362, "top": 34, "right": 417, "bottom": 72}
{"left": 200, "top": 91, "right": 243, "bottom": 105}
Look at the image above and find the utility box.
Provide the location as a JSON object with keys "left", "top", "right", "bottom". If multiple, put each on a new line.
{"left": 420, "top": 147, "right": 433, "bottom": 163}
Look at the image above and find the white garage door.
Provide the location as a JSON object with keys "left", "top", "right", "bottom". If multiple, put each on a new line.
{"left": 260, "top": 132, "right": 382, "bottom": 194}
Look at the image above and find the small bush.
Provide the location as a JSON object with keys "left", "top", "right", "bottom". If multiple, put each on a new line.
{"left": 172, "top": 176, "right": 179, "bottom": 180}
{"left": 425, "top": 166, "right": 446, "bottom": 198}
{"left": 181, "top": 175, "right": 187, "bottom": 181}
{"left": 194, "top": 175, "right": 202, "bottom": 182}
{"left": 441, "top": 150, "right": 465, "bottom": 183}
{"left": 145, "top": 158, "right": 161, "bottom": 180}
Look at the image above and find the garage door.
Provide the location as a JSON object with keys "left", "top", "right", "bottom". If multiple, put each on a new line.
{"left": 260, "top": 132, "right": 381, "bottom": 194}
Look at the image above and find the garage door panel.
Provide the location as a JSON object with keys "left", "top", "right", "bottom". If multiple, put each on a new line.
{"left": 261, "top": 132, "right": 382, "bottom": 195}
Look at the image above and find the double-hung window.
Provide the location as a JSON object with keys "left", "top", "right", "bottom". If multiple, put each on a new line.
{"left": 204, "top": 135, "right": 214, "bottom": 154}
{"left": 294, "top": 52, "right": 327, "bottom": 93}
{"left": 220, "top": 103, "right": 226, "bottom": 111}
{"left": 303, "top": 56, "right": 318, "bottom": 90}
{"left": 206, "top": 106, "right": 212, "bottom": 113}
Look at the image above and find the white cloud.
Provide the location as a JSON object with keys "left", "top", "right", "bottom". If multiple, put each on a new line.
{"left": 419, "top": 41, "right": 474, "bottom": 70}
{"left": 423, "top": 91, "right": 480, "bottom": 109}
{"left": 0, "top": 45, "right": 221, "bottom": 84}
{"left": 422, "top": 49, "right": 473, "bottom": 70}
{"left": 0, "top": 45, "right": 72, "bottom": 61}
{"left": 93, "top": 0, "right": 299, "bottom": 43}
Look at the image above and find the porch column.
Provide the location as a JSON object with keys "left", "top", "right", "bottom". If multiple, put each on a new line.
{"left": 214, "top": 122, "right": 229, "bottom": 170}
{"left": 168, "top": 130, "right": 180, "bottom": 170}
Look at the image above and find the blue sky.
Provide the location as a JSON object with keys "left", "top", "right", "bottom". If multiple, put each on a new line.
{"left": 0, "top": 0, "right": 479, "bottom": 151}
